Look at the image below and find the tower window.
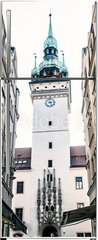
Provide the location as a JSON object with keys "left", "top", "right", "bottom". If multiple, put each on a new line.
{"left": 47, "top": 174, "right": 53, "bottom": 182}
{"left": 49, "top": 49, "right": 51, "bottom": 54}
{"left": 49, "top": 121, "right": 52, "bottom": 126}
{"left": 15, "top": 208, "right": 23, "bottom": 221}
{"left": 48, "top": 160, "right": 52, "bottom": 168}
{"left": 46, "top": 205, "right": 49, "bottom": 211}
{"left": 49, "top": 142, "right": 52, "bottom": 149}
{"left": 17, "top": 182, "right": 24, "bottom": 193}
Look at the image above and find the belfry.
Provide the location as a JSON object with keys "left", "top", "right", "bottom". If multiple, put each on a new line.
{"left": 31, "top": 13, "right": 68, "bottom": 79}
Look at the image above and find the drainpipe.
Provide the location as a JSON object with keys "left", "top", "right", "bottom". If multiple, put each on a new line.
{"left": 6, "top": 10, "right": 11, "bottom": 78}
{"left": 5, "top": 10, "right": 11, "bottom": 185}
{"left": 0, "top": 2, "right": 2, "bottom": 235}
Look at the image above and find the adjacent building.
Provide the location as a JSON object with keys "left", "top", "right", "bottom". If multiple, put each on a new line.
{"left": 81, "top": 2, "right": 96, "bottom": 237}
{"left": 1, "top": 9, "right": 27, "bottom": 236}
{"left": 11, "top": 148, "right": 32, "bottom": 237}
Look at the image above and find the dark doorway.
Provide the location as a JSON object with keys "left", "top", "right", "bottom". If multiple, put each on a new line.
{"left": 42, "top": 225, "right": 58, "bottom": 237}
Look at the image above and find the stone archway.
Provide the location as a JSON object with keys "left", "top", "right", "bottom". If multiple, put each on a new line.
{"left": 41, "top": 224, "right": 59, "bottom": 237}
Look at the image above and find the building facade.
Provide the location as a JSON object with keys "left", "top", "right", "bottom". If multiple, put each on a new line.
{"left": 66, "top": 146, "right": 91, "bottom": 238}
{"left": 81, "top": 2, "right": 96, "bottom": 237}
{"left": 11, "top": 146, "right": 91, "bottom": 237}
{"left": 1, "top": 9, "right": 27, "bottom": 237}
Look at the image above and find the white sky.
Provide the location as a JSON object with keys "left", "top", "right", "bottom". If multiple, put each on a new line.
{"left": 3, "top": 0, "right": 95, "bottom": 147}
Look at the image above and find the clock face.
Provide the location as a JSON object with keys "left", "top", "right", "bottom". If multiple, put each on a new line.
{"left": 45, "top": 98, "right": 55, "bottom": 107}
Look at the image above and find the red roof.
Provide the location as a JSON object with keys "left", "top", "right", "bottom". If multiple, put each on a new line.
{"left": 14, "top": 146, "right": 86, "bottom": 169}
{"left": 70, "top": 146, "right": 86, "bottom": 156}
{"left": 14, "top": 148, "right": 32, "bottom": 170}
{"left": 15, "top": 148, "right": 31, "bottom": 159}
{"left": 70, "top": 146, "right": 86, "bottom": 167}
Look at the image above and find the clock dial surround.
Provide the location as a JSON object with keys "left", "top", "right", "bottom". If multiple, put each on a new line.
{"left": 45, "top": 98, "right": 55, "bottom": 107}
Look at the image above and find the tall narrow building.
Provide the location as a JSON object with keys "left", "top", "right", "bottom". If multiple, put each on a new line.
{"left": 1, "top": 9, "right": 27, "bottom": 237}
{"left": 81, "top": 2, "right": 96, "bottom": 236}
{"left": 29, "top": 13, "right": 91, "bottom": 237}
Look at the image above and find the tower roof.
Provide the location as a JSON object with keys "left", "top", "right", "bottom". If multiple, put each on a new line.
{"left": 31, "top": 13, "right": 69, "bottom": 79}
{"left": 48, "top": 13, "right": 53, "bottom": 37}
{"left": 44, "top": 13, "right": 58, "bottom": 50}
{"left": 31, "top": 55, "right": 39, "bottom": 77}
{"left": 61, "top": 53, "right": 68, "bottom": 75}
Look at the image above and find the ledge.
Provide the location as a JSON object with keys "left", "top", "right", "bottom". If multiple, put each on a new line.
{"left": 29, "top": 77, "right": 70, "bottom": 84}
{"left": 61, "top": 205, "right": 96, "bottom": 226}
{"left": 2, "top": 200, "right": 27, "bottom": 234}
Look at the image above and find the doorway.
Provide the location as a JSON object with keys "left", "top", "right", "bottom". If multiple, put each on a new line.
{"left": 42, "top": 225, "right": 58, "bottom": 237}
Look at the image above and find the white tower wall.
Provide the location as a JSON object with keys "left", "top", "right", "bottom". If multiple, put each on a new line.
{"left": 30, "top": 88, "right": 91, "bottom": 236}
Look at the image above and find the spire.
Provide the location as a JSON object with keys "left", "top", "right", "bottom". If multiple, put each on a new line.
{"left": 62, "top": 53, "right": 65, "bottom": 66}
{"left": 60, "top": 51, "right": 68, "bottom": 77}
{"left": 44, "top": 13, "right": 58, "bottom": 53}
{"left": 34, "top": 54, "right": 37, "bottom": 68}
{"left": 31, "top": 54, "right": 39, "bottom": 78}
{"left": 48, "top": 13, "right": 53, "bottom": 37}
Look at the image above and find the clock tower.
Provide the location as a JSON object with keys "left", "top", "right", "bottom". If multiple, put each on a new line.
{"left": 29, "top": 13, "right": 71, "bottom": 237}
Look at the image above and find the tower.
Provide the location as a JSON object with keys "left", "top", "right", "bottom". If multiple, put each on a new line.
{"left": 29, "top": 13, "right": 71, "bottom": 237}
{"left": 29, "top": 13, "right": 91, "bottom": 237}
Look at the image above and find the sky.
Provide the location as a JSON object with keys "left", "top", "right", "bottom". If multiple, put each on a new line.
{"left": 2, "top": 0, "right": 95, "bottom": 147}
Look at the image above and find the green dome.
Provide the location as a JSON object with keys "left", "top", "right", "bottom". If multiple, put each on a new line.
{"left": 31, "top": 68, "right": 39, "bottom": 76}
{"left": 44, "top": 36, "right": 57, "bottom": 50}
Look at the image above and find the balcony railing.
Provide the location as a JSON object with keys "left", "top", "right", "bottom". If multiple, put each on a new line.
{"left": 39, "top": 59, "right": 62, "bottom": 71}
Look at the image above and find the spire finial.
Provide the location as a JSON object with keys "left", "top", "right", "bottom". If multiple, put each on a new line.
{"left": 49, "top": 8, "right": 52, "bottom": 17}
{"left": 33, "top": 53, "right": 37, "bottom": 68}
{"left": 61, "top": 50, "right": 65, "bottom": 65}
{"left": 31, "top": 53, "right": 39, "bottom": 78}
{"left": 48, "top": 10, "right": 53, "bottom": 37}
{"left": 62, "top": 53, "right": 65, "bottom": 65}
